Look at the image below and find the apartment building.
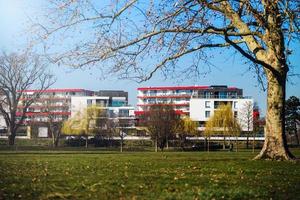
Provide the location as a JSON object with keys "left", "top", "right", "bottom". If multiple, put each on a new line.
{"left": 13, "top": 89, "right": 133, "bottom": 137}
{"left": 17, "top": 89, "right": 94, "bottom": 124}
{"left": 71, "top": 96, "right": 135, "bottom": 129}
{"left": 136, "top": 85, "right": 242, "bottom": 114}
{"left": 135, "top": 85, "right": 254, "bottom": 132}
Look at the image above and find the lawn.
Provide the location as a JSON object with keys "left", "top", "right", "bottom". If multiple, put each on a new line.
{"left": 0, "top": 149, "right": 299, "bottom": 200}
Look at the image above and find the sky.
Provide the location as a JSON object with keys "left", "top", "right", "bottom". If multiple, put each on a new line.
{"left": 0, "top": 0, "right": 299, "bottom": 116}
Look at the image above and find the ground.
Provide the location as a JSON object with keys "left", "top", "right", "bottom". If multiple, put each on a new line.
{"left": 0, "top": 149, "right": 299, "bottom": 200}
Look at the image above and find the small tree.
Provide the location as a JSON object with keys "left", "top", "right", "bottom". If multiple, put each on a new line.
{"left": 144, "top": 104, "right": 179, "bottom": 152}
{"left": 240, "top": 101, "right": 254, "bottom": 149}
{"left": 285, "top": 96, "right": 300, "bottom": 146}
{"left": 62, "top": 105, "right": 105, "bottom": 148}
{"left": 175, "top": 117, "right": 198, "bottom": 150}
{"left": 41, "top": 94, "right": 68, "bottom": 147}
{"left": 106, "top": 118, "right": 126, "bottom": 152}
{"left": 252, "top": 104, "right": 261, "bottom": 153}
{"left": 205, "top": 104, "right": 241, "bottom": 151}
{"left": 0, "top": 52, "right": 54, "bottom": 145}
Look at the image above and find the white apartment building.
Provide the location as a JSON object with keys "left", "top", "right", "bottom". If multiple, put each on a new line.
{"left": 136, "top": 85, "right": 254, "bottom": 132}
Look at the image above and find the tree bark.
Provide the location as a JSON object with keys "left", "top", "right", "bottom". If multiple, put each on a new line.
{"left": 246, "top": 132, "right": 249, "bottom": 149}
{"left": 255, "top": 70, "right": 295, "bottom": 160}
{"left": 8, "top": 127, "right": 16, "bottom": 146}
{"left": 8, "top": 135, "right": 15, "bottom": 146}
{"left": 207, "top": 137, "right": 210, "bottom": 152}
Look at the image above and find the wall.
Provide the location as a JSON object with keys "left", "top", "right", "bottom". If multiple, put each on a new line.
{"left": 189, "top": 98, "right": 253, "bottom": 131}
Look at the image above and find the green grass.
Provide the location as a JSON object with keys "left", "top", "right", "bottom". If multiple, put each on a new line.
{"left": 0, "top": 149, "right": 299, "bottom": 200}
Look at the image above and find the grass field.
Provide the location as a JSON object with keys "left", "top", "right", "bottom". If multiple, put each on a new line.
{"left": 0, "top": 149, "right": 299, "bottom": 200}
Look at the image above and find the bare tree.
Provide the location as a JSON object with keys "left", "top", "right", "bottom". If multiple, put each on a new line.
{"left": 252, "top": 104, "right": 261, "bottom": 153}
{"left": 240, "top": 101, "right": 254, "bottom": 149}
{"left": 42, "top": 94, "right": 68, "bottom": 147}
{"left": 142, "top": 104, "right": 179, "bottom": 152}
{"left": 38, "top": 1, "right": 300, "bottom": 160}
{"left": 0, "top": 52, "right": 54, "bottom": 145}
{"left": 105, "top": 118, "right": 123, "bottom": 152}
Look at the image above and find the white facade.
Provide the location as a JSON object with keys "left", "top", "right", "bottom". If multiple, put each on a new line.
{"left": 70, "top": 96, "right": 133, "bottom": 117}
{"left": 71, "top": 96, "right": 110, "bottom": 117}
{"left": 190, "top": 98, "right": 253, "bottom": 131}
{"left": 0, "top": 115, "right": 6, "bottom": 130}
{"left": 71, "top": 96, "right": 135, "bottom": 127}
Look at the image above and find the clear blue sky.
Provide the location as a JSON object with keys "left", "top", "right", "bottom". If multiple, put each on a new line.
{"left": 0, "top": 0, "right": 299, "bottom": 116}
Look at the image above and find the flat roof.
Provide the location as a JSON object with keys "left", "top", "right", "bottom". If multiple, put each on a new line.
{"left": 19, "top": 88, "right": 93, "bottom": 93}
{"left": 137, "top": 86, "right": 238, "bottom": 91}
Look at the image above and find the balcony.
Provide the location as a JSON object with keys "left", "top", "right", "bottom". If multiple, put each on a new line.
{"left": 191, "top": 95, "right": 251, "bottom": 99}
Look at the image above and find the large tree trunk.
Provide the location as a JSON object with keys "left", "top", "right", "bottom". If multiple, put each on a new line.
{"left": 255, "top": 70, "right": 295, "bottom": 160}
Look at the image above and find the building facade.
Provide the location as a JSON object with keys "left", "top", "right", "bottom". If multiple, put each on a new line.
{"left": 13, "top": 88, "right": 133, "bottom": 137}
{"left": 136, "top": 85, "right": 242, "bottom": 114}
{"left": 189, "top": 98, "right": 253, "bottom": 131}
{"left": 71, "top": 96, "right": 135, "bottom": 130}
{"left": 17, "top": 89, "right": 94, "bottom": 124}
{"left": 136, "top": 85, "right": 254, "bottom": 132}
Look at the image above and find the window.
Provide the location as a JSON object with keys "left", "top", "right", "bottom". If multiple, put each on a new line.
{"left": 87, "top": 99, "right": 92, "bottom": 105}
{"left": 205, "top": 111, "right": 211, "bottom": 118}
{"left": 233, "top": 101, "right": 237, "bottom": 109}
{"left": 219, "top": 91, "right": 227, "bottom": 99}
{"left": 119, "top": 109, "right": 129, "bottom": 117}
{"left": 204, "top": 91, "right": 210, "bottom": 98}
{"left": 234, "top": 111, "right": 238, "bottom": 118}
{"left": 96, "top": 99, "right": 106, "bottom": 106}
{"left": 205, "top": 101, "right": 210, "bottom": 108}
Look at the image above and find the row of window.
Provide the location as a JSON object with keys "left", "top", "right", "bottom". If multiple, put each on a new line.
{"left": 205, "top": 101, "right": 238, "bottom": 109}
{"left": 142, "top": 90, "right": 193, "bottom": 95}
{"left": 205, "top": 110, "right": 238, "bottom": 118}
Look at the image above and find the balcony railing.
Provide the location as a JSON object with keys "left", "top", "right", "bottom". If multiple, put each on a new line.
{"left": 191, "top": 95, "right": 252, "bottom": 99}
